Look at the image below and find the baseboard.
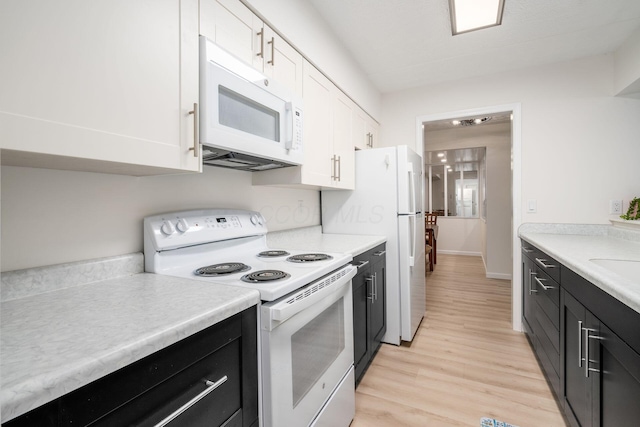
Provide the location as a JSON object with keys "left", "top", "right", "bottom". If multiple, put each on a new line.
{"left": 486, "top": 272, "right": 512, "bottom": 280}
{"left": 437, "top": 250, "right": 482, "bottom": 257}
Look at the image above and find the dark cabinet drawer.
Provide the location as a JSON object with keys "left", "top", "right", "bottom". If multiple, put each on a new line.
{"left": 4, "top": 307, "right": 258, "bottom": 427}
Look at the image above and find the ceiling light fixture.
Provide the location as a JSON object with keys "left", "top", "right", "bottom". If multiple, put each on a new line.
{"left": 453, "top": 117, "right": 492, "bottom": 126}
{"left": 437, "top": 153, "right": 445, "bottom": 157}
{"left": 449, "top": 0, "right": 505, "bottom": 36}
{"left": 441, "top": 158, "right": 447, "bottom": 163}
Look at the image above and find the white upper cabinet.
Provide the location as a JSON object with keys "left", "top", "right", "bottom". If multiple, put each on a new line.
{"left": 0, "top": 0, "right": 201, "bottom": 175}
{"left": 331, "top": 88, "right": 355, "bottom": 189}
{"left": 200, "top": 0, "right": 303, "bottom": 96}
{"left": 252, "top": 60, "right": 355, "bottom": 190}
{"left": 354, "top": 107, "right": 379, "bottom": 150}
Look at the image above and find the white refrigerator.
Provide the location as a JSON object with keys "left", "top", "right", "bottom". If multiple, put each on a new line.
{"left": 322, "top": 145, "right": 426, "bottom": 344}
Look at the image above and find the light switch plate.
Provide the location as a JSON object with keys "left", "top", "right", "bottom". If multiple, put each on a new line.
{"left": 527, "top": 199, "right": 537, "bottom": 213}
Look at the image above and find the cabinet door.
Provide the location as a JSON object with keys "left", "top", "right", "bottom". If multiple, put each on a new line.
{"left": 562, "top": 290, "right": 593, "bottom": 427}
{"left": 199, "top": 0, "right": 263, "bottom": 70}
{"left": 366, "top": 118, "right": 379, "bottom": 149}
{"left": 522, "top": 252, "right": 536, "bottom": 337}
{"left": 263, "top": 26, "right": 303, "bottom": 97}
{"left": 0, "top": 0, "right": 200, "bottom": 174}
{"left": 300, "top": 61, "right": 333, "bottom": 187}
{"left": 352, "top": 266, "right": 370, "bottom": 383}
{"left": 331, "top": 89, "right": 355, "bottom": 189}
{"left": 591, "top": 318, "right": 640, "bottom": 427}
{"left": 370, "top": 249, "right": 387, "bottom": 346}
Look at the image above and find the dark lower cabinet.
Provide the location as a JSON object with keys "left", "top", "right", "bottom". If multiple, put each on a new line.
{"left": 521, "top": 242, "right": 561, "bottom": 397}
{"left": 523, "top": 239, "right": 640, "bottom": 427}
{"left": 562, "top": 285, "right": 640, "bottom": 427}
{"left": 352, "top": 243, "right": 386, "bottom": 386}
{"left": 4, "top": 306, "right": 259, "bottom": 427}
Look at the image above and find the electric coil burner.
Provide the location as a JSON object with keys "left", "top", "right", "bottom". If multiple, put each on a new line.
{"left": 257, "top": 250, "right": 290, "bottom": 258}
{"left": 194, "top": 262, "right": 250, "bottom": 276}
{"left": 287, "top": 253, "right": 333, "bottom": 263}
{"left": 241, "top": 270, "right": 291, "bottom": 283}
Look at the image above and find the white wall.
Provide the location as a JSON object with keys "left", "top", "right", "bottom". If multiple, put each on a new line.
{"left": 0, "top": 166, "right": 320, "bottom": 271}
{"left": 425, "top": 122, "right": 512, "bottom": 277}
{"left": 243, "top": 0, "right": 382, "bottom": 119}
{"left": 382, "top": 54, "right": 640, "bottom": 224}
{"left": 382, "top": 53, "right": 640, "bottom": 330}
{"left": 434, "top": 218, "right": 483, "bottom": 256}
{"left": 614, "top": 26, "right": 640, "bottom": 96}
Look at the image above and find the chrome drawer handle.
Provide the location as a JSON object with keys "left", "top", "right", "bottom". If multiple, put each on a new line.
{"left": 535, "top": 258, "right": 556, "bottom": 269}
{"left": 529, "top": 270, "right": 538, "bottom": 294}
{"left": 373, "top": 250, "right": 386, "bottom": 256}
{"left": 355, "top": 260, "right": 370, "bottom": 270}
{"left": 188, "top": 103, "right": 199, "bottom": 158}
{"left": 578, "top": 320, "right": 583, "bottom": 367}
{"left": 582, "top": 328, "right": 603, "bottom": 378}
{"left": 154, "top": 375, "right": 227, "bottom": 427}
{"left": 533, "top": 276, "right": 555, "bottom": 291}
{"left": 522, "top": 247, "right": 534, "bottom": 253}
{"left": 366, "top": 276, "right": 374, "bottom": 301}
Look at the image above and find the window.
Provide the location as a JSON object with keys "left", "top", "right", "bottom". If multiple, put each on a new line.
{"left": 425, "top": 147, "right": 485, "bottom": 218}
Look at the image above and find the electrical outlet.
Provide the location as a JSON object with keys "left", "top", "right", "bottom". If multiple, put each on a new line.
{"left": 610, "top": 200, "right": 623, "bottom": 215}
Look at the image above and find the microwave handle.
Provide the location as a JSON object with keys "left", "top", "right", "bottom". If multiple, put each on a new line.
{"left": 285, "top": 101, "right": 293, "bottom": 152}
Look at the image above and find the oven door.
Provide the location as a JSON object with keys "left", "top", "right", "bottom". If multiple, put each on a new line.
{"left": 260, "top": 266, "right": 355, "bottom": 427}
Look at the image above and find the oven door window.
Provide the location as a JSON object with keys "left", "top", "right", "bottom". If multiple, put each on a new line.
{"left": 218, "top": 85, "right": 280, "bottom": 142}
{"left": 291, "top": 299, "right": 344, "bottom": 407}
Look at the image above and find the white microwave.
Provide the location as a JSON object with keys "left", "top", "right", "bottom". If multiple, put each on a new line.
{"left": 199, "top": 36, "right": 304, "bottom": 171}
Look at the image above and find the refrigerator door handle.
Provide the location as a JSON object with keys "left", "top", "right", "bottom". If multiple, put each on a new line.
{"left": 407, "top": 163, "right": 416, "bottom": 214}
{"left": 409, "top": 214, "right": 416, "bottom": 267}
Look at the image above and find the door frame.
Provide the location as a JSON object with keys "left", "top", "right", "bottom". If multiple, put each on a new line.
{"left": 415, "top": 103, "right": 523, "bottom": 331}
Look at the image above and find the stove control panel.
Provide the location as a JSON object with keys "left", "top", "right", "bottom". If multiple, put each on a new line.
{"left": 144, "top": 209, "right": 268, "bottom": 252}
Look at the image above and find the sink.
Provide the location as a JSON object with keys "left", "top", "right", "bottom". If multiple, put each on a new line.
{"left": 590, "top": 259, "right": 640, "bottom": 283}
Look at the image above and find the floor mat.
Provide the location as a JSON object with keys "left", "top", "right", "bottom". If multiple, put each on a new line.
{"left": 481, "top": 417, "right": 520, "bottom": 427}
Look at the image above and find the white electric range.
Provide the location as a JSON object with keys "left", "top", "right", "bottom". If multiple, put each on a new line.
{"left": 144, "top": 209, "right": 356, "bottom": 427}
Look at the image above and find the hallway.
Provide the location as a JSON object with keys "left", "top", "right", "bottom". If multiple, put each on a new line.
{"left": 352, "top": 254, "right": 567, "bottom": 426}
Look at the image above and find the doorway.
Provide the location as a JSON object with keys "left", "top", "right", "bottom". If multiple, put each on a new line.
{"left": 416, "top": 103, "right": 523, "bottom": 331}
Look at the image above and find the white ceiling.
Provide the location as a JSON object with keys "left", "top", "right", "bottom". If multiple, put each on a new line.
{"left": 306, "top": 0, "right": 640, "bottom": 93}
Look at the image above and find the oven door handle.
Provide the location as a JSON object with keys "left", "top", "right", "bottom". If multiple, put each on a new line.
{"left": 267, "top": 265, "right": 356, "bottom": 324}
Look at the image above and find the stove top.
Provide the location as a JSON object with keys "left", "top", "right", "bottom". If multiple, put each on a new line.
{"left": 144, "top": 209, "right": 353, "bottom": 301}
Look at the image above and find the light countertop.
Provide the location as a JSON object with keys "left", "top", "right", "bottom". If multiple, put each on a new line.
{"left": 518, "top": 223, "right": 640, "bottom": 314}
{"left": 267, "top": 225, "right": 386, "bottom": 256}
{"left": 0, "top": 255, "right": 260, "bottom": 423}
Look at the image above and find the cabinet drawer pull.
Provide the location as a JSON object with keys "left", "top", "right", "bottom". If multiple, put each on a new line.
{"left": 535, "top": 258, "right": 556, "bottom": 269}
{"left": 256, "top": 29, "right": 264, "bottom": 58}
{"left": 355, "top": 260, "right": 369, "bottom": 270}
{"left": 529, "top": 270, "right": 538, "bottom": 294}
{"left": 582, "top": 328, "right": 603, "bottom": 378}
{"left": 373, "top": 250, "right": 386, "bottom": 256}
{"left": 522, "top": 247, "right": 534, "bottom": 253}
{"left": 578, "top": 320, "right": 583, "bottom": 367}
{"left": 267, "top": 36, "right": 275, "bottom": 65}
{"left": 336, "top": 155, "right": 341, "bottom": 182}
{"left": 188, "top": 103, "right": 199, "bottom": 158}
{"left": 366, "top": 276, "right": 374, "bottom": 301}
{"left": 373, "top": 272, "right": 378, "bottom": 301}
{"left": 533, "top": 276, "right": 555, "bottom": 291}
{"left": 154, "top": 375, "right": 227, "bottom": 427}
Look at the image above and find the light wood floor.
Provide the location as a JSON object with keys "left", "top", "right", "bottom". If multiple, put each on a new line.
{"left": 352, "top": 254, "right": 567, "bottom": 427}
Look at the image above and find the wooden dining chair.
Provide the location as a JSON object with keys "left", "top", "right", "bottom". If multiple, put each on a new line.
{"left": 425, "top": 229, "right": 434, "bottom": 271}
{"left": 426, "top": 213, "right": 438, "bottom": 225}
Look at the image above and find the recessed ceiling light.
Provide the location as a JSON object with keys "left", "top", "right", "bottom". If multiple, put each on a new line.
{"left": 441, "top": 159, "right": 447, "bottom": 163}
{"left": 452, "top": 120, "right": 461, "bottom": 125}
{"left": 449, "top": 0, "right": 505, "bottom": 36}
{"left": 437, "top": 153, "right": 445, "bottom": 157}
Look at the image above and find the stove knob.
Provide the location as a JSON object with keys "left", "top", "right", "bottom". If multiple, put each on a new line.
{"left": 160, "top": 220, "right": 176, "bottom": 236}
{"left": 250, "top": 215, "right": 259, "bottom": 225}
{"left": 176, "top": 218, "right": 189, "bottom": 233}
